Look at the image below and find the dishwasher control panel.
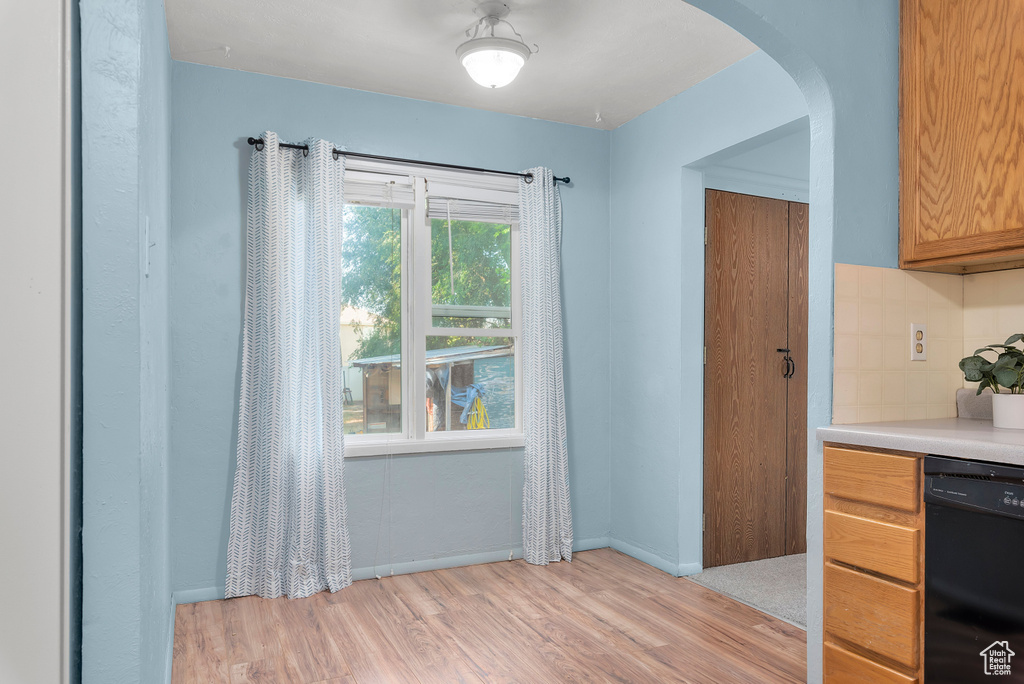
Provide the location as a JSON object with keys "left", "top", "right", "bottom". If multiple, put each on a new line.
{"left": 924, "top": 455, "right": 1024, "bottom": 520}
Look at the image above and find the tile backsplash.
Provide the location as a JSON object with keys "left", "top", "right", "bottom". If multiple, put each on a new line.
{"left": 833, "top": 263, "right": 964, "bottom": 423}
{"left": 963, "top": 269, "right": 1024, "bottom": 372}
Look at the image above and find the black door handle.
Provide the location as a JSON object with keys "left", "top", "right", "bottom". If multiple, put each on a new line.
{"left": 777, "top": 349, "right": 792, "bottom": 378}
{"left": 786, "top": 356, "right": 795, "bottom": 379}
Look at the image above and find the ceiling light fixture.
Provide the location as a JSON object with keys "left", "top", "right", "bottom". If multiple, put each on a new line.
{"left": 457, "top": 1, "right": 537, "bottom": 89}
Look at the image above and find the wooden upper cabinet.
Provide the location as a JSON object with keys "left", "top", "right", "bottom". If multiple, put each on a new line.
{"left": 900, "top": 0, "right": 1024, "bottom": 273}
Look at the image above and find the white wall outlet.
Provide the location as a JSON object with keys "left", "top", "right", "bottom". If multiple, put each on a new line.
{"left": 911, "top": 323, "right": 927, "bottom": 361}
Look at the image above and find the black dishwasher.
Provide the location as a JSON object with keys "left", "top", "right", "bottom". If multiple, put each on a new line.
{"left": 925, "top": 455, "right": 1024, "bottom": 682}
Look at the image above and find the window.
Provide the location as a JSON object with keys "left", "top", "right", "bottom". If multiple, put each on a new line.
{"left": 340, "top": 160, "right": 522, "bottom": 456}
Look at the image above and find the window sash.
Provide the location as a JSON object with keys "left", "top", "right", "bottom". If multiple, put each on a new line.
{"left": 343, "top": 167, "right": 522, "bottom": 451}
{"left": 340, "top": 206, "right": 410, "bottom": 441}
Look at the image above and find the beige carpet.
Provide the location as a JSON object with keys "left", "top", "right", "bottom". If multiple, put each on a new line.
{"left": 684, "top": 554, "right": 806, "bottom": 628}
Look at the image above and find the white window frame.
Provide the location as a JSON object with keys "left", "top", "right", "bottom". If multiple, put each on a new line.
{"left": 344, "top": 163, "right": 524, "bottom": 457}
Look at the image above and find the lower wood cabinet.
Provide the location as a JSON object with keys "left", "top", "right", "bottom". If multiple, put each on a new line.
{"left": 823, "top": 444, "right": 924, "bottom": 683}
{"left": 824, "top": 643, "right": 918, "bottom": 684}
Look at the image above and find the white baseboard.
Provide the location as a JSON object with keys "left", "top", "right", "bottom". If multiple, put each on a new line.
{"left": 351, "top": 548, "right": 524, "bottom": 580}
{"left": 608, "top": 538, "right": 680, "bottom": 577}
{"left": 573, "top": 536, "right": 610, "bottom": 552}
{"left": 676, "top": 561, "right": 702, "bottom": 576}
{"left": 172, "top": 586, "right": 225, "bottom": 605}
{"left": 170, "top": 536, "right": 615, "bottom": 606}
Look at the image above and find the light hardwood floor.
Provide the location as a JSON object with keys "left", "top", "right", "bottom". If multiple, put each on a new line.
{"left": 172, "top": 548, "right": 806, "bottom": 683}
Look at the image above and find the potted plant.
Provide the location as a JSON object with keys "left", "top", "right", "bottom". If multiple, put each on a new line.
{"left": 959, "top": 333, "right": 1024, "bottom": 429}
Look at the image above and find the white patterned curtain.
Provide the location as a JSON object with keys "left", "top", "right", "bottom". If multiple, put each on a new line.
{"left": 519, "top": 167, "right": 573, "bottom": 565}
{"left": 226, "top": 132, "right": 352, "bottom": 599}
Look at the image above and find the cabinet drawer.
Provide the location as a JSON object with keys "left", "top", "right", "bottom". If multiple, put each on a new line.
{"left": 824, "top": 643, "right": 917, "bottom": 683}
{"left": 824, "top": 446, "right": 920, "bottom": 512}
{"left": 824, "top": 563, "right": 920, "bottom": 669}
{"left": 824, "top": 511, "right": 919, "bottom": 583}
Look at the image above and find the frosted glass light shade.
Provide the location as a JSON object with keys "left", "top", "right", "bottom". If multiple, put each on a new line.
{"left": 462, "top": 49, "right": 525, "bottom": 88}
{"left": 456, "top": 37, "right": 531, "bottom": 88}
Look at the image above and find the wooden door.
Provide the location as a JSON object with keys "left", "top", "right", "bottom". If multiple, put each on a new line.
{"left": 900, "top": 0, "right": 1024, "bottom": 272}
{"left": 703, "top": 190, "right": 807, "bottom": 568}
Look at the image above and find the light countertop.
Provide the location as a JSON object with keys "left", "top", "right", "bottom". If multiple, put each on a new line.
{"left": 817, "top": 418, "right": 1024, "bottom": 467}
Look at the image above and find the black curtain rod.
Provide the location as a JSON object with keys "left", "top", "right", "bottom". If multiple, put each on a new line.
{"left": 246, "top": 137, "right": 569, "bottom": 185}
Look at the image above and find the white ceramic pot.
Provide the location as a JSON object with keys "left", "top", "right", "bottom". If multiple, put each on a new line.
{"left": 992, "top": 393, "right": 1024, "bottom": 430}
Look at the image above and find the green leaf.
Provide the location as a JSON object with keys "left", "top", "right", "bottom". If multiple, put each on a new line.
{"left": 994, "top": 354, "right": 1016, "bottom": 371}
{"left": 995, "top": 368, "right": 1020, "bottom": 388}
{"left": 960, "top": 355, "right": 985, "bottom": 372}
{"left": 977, "top": 378, "right": 992, "bottom": 395}
{"left": 1005, "top": 333, "right": 1024, "bottom": 346}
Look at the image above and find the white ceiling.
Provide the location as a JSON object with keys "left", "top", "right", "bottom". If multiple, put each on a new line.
{"left": 165, "top": 0, "right": 757, "bottom": 130}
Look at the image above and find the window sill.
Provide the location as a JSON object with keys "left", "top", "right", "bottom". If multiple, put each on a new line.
{"left": 344, "top": 432, "right": 524, "bottom": 458}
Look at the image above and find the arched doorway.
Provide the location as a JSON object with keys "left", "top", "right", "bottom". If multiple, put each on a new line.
{"left": 677, "top": 3, "right": 838, "bottom": 682}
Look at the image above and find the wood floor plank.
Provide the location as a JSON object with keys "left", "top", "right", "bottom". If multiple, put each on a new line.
{"left": 229, "top": 658, "right": 287, "bottom": 683}
{"left": 355, "top": 581, "right": 484, "bottom": 683}
{"left": 171, "top": 604, "right": 192, "bottom": 684}
{"left": 469, "top": 563, "right": 548, "bottom": 622}
{"left": 172, "top": 548, "right": 806, "bottom": 683}
{"left": 222, "top": 595, "right": 282, "bottom": 666}
{"left": 173, "top": 600, "right": 230, "bottom": 683}
{"left": 525, "top": 611, "right": 674, "bottom": 682}
{"left": 272, "top": 593, "right": 353, "bottom": 682}
{"left": 384, "top": 573, "right": 444, "bottom": 618}
{"left": 321, "top": 600, "right": 427, "bottom": 683}
{"left": 643, "top": 592, "right": 804, "bottom": 683}
{"left": 425, "top": 602, "right": 563, "bottom": 682}
{"left": 563, "top": 590, "right": 672, "bottom": 652}
{"left": 571, "top": 548, "right": 672, "bottom": 598}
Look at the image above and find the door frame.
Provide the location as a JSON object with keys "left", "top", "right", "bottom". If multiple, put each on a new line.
{"left": 0, "top": 1, "right": 76, "bottom": 681}
{"left": 696, "top": 170, "right": 811, "bottom": 570}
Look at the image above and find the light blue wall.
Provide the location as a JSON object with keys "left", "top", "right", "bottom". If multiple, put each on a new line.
{"left": 81, "top": 0, "right": 172, "bottom": 682}
{"left": 638, "top": 2, "right": 900, "bottom": 681}
{"left": 168, "top": 62, "right": 612, "bottom": 598}
{"left": 607, "top": 51, "right": 808, "bottom": 575}
{"left": 699, "top": 121, "right": 810, "bottom": 202}
{"left": 139, "top": 1, "right": 173, "bottom": 679}
{"left": 710, "top": 126, "right": 810, "bottom": 181}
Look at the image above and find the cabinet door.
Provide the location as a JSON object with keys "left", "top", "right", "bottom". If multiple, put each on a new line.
{"left": 900, "top": 0, "right": 1024, "bottom": 271}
